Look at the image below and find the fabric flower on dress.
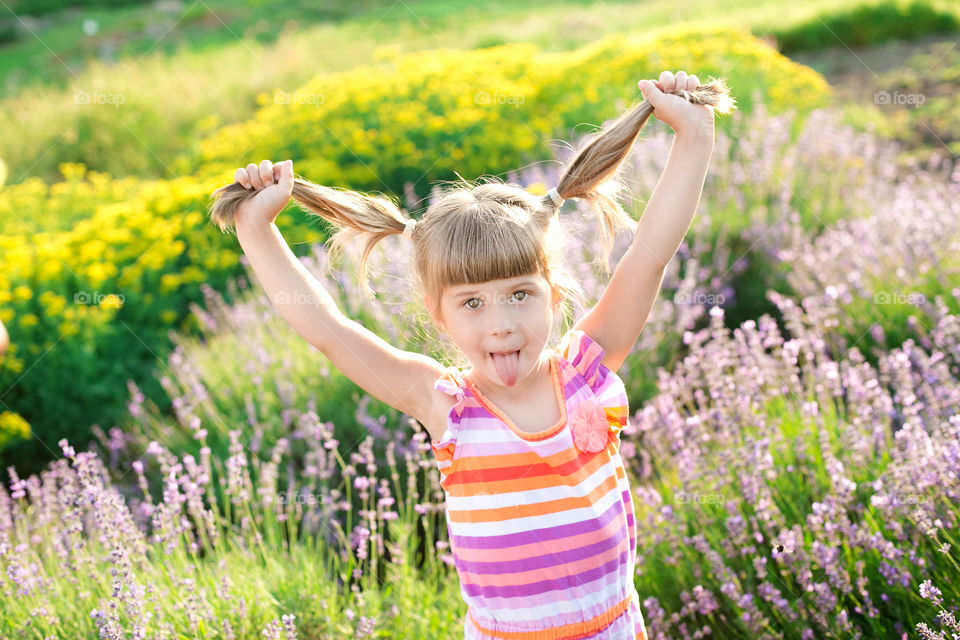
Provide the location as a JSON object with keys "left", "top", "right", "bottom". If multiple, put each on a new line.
{"left": 569, "top": 396, "right": 610, "bottom": 453}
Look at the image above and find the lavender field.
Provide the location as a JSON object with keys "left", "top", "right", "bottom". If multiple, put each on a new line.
{"left": 2, "top": 91, "right": 958, "bottom": 639}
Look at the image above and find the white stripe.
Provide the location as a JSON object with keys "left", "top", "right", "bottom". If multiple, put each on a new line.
{"left": 457, "top": 425, "right": 569, "bottom": 446}
{"left": 475, "top": 575, "right": 632, "bottom": 623}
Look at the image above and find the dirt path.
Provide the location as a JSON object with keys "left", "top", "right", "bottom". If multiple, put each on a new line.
{"left": 790, "top": 33, "right": 959, "bottom": 156}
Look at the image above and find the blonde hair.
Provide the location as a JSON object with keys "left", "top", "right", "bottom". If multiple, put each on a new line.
{"left": 209, "top": 78, "right": 733, "bottom": 332}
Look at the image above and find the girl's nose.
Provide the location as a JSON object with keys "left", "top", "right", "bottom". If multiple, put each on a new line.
{"left": 489, "top": 301, "right": 517, "bottom": 335}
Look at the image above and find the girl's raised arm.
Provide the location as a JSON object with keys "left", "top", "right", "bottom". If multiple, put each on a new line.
{"left": 228, "top": 160, "right": 448, "bottom": 437}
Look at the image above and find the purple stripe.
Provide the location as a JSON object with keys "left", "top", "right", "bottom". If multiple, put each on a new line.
{"left": 563, "top": 376, "right": 588, "bottom": 399}
{"left": 595, "top": 365, "right": 610, "bottom": 388}
{"left": 450, "top": 498, "right": 624, "bottom": 549}
{"left": 459, "top": 406, "right": 502, "bottom": 419}
{"left": 455, "top": 523, "right": 627, "bottom": 575}
{"left": 460, "top": 548, "right": 630, "bottom": 599}
{"left": 570, "top": 334, "right": 590, "bottom": 372}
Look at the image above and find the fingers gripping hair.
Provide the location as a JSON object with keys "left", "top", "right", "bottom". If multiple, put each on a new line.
{"left": 208, "top": 175, "right": 411, "bottom": 299}
{"left": 546, "top": 76, "right": 735, "bottom": 274}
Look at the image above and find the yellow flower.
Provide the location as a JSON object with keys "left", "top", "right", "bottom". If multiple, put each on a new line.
{"left": 40, "top": 292, "right": 67, "bottom": 318}
{"left": 58, "top": 162, "right": 87, "bottom": 181}
{"left": 37, "top": 259, "right": 62, "bottom": 281}
{"left": 12, "top": 285, "right": 32, "bottom": 302}
{"left": 0, "top": 411, "right": 30, "bottom": 449}
{"left": 160, "top": 273, "right": 181, "bottom": 293}
{"left": 527, "top": 182, "right": 547, "bottom": 196}
{"left": 99, "top": 294, "right": 124, "bottom": 310}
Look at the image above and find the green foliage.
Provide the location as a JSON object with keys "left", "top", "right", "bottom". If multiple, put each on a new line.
{"left": 6, "top": 0, "right": 153, "bottom": 17}
{"left": 772, "top": 0, "right": 960, "bottom": 54}
{"left": 0, "top": 168, "right": 275, "bottom": 476}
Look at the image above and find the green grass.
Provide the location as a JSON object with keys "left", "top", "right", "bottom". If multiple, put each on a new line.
{"left": 4, "top": 0, "right": 960, "bottom": 98}
{"left": 0, "top": 0, "right": 391, "bottom": 97}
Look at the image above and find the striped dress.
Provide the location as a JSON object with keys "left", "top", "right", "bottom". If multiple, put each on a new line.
{"left": 429, "top": 328, "right": 648, "bottom": 640}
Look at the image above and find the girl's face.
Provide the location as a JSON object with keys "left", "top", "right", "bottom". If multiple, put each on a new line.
{"left": 430, "top": 273, "right": 560, "bottom": 391}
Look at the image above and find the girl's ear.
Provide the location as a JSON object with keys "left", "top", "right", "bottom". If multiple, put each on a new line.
{"left": 424, "top": 293, "right": 446, "bottom": 331}
{"left": 551, "top": 287, "right": 564, "bottom": 311}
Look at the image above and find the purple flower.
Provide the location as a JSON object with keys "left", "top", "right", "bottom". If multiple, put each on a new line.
{"left": 919, "top": 579, "right": 943, "bottom": 606}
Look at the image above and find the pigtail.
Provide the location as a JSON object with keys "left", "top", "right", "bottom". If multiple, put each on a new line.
{"left": 208, "top": 177, "right": 412, "bottom": 300}
{"left": 545, "top": 76, "right": 734, "bottom": 274}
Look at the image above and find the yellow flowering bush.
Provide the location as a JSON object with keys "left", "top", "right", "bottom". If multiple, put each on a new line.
{"left": 0, "top": 167, "right": 253, "bottom": 475}
{"left": 191, "top": 26, "right": 830, "bottom": 202}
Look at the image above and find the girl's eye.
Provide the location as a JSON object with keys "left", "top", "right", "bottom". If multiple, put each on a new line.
{"left": 463, "top": 291, "right": 530, "bottom": 309}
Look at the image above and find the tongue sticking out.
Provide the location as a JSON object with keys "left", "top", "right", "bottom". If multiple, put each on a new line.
{"left": 491, "top": 351, "right": 520, "bottom": 386}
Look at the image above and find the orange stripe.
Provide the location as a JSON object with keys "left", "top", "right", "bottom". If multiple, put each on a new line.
{"left": 468, "top": 593, "right": 632, "bottom": 640}
{"left": 432, "top": 445, "right": 454, "bottom": 463}
{"left": 448, "top": 473, "right": 620, "bottom": 523}
{"left": 437, "top": 435, "right": 625, "bottom": 493}
{"left": 457, "top": 447, "right": 609, "bottom": 495}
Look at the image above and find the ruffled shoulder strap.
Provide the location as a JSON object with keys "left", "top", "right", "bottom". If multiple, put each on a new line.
{"left": 557, "top": 328, "right": 630, "bottom": 454}
{"left": 434, "top": 367, "right": 468, "bottom": 413}
{"left": 430, "top": 368, "right": 469, "bottom": 472}
{"left": 557, "top": 328, "right": 607, "bottom": 390}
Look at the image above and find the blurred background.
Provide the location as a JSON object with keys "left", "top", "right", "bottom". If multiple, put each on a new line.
{"left": 0, "top": 1, "right": 959, "bottom": 637}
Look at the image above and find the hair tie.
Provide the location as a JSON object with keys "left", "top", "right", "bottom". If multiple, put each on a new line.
{"left": 402, "top": 218, "right": 417, "bottom": 239}
{"left": 547, "top": 187, "right": 564, "bottom": 208}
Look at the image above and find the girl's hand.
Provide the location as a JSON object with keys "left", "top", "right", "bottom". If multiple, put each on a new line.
{"left": 234, "top": 159, "right": 294, "bottom": 227}
{"left": 638, "top": 71, "right": 716, "bottom": 139}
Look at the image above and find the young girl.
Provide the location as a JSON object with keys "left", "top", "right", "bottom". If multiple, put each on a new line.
{"left": 210, "top": 70, "right": 733, "bottom": 639}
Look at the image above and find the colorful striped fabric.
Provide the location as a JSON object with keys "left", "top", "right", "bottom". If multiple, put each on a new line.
{"left": 430, "top": 328, "right": 647, "bottom": 640}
